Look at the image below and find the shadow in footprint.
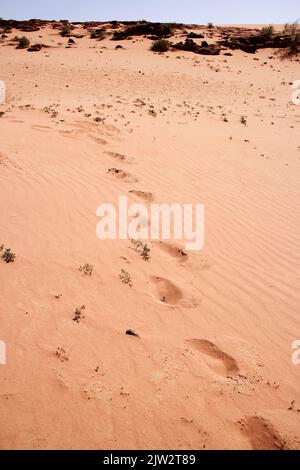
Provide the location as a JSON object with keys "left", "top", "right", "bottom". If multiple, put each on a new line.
{"left": 240, "top": 416, "right": 290, "bottom": 450}
{"left": 107, "top": 168, "right": 137, "bottom": 183}
{"left": 129, "top": 189, "right": 153, "bottom": 202}
{"left": 151, "top": 276, "right": 183, "bottom": 305}
{"left": 187, "top": 339, "right": 239, "bottom": 377}
{"left": 156, "top": 241, "right": 188, "bottom": 262}
{"left": 105, "top": 151, "right": 126, "bottom": 161}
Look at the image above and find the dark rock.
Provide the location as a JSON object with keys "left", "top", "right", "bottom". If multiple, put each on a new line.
{"left": 173, "top": 38, "right": 220, "bottom": 55}
{"left": 112, "top": 23, "right": 174, "bottom": 40}
{"left": 173, "top": 38, "right": 199, "bottom": 52}
{"left": 239, "top": 43, "right": 257, "bottom": 53}
{"left": 27, "top": 44, "right": 42, "bottom": 52}
{"left": 0, "top": 19, "right": 46, "bottom": 31}
{"left": 198, "top": 45, "right": 220, "bottom": 55}
{"left": 27, "top": 43, "right": 50, "bottom": 52}
{"left": 187, "top": 32, "right": 205, "bottom": 39}
{"left": 218, "top": 32, "right": 296, "bottom": 53}
{"left": 125, "top": 329, "right": 140, "bottom": 338}
{"left": 68, "top": 38, "right": 75, "bottom": 44}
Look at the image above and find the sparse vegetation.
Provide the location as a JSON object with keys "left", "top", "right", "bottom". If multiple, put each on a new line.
{"left": 17, "top": 36, "right": 30, "bottom": 49}
{"left": 73, "top": 305, "right": 86, "bottom": 323}
{"left": 0, "top": 245, "right": 16, "bottom": 263}
{"left": 90, "top": 28, "right": 105, "bottom": 40}
{"left": 261, "top": 25, "right": 274, "bottom": 38}
{"left": 119, "top": 269, "right": 132, "bottom": 286}
{"left": 141, "top": 244, "right": 150, "bottom": 261}
{"left": 240, "top": 115, "right": 247, "bottom": 126}
{"left": 282, "top": 21, "right": 300, "bottom": 58}
{"left": 150, "top": 39, "right": 171, "bottom": 53}
{"left": 60, "top": 24, "right": 72, "bottom": 37}
{"left": 56, "top": 347, "right": 69, "bottom": 362}
{"left": 207, "top": 22, "right": 214, "bottom": 29}
{"left": 130, "top": 239, "right": 151, "bottom": 261}
{"left": 79, "top": 263, "right": 94, "bottom": 276}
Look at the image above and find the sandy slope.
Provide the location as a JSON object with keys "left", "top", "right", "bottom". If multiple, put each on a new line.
{"left": 0, "top": 24, "right": 300, "bottom": 450}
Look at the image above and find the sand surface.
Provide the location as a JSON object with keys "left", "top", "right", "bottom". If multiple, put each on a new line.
{"left": 0, "top": 24, "right": 300, "bottom": 450}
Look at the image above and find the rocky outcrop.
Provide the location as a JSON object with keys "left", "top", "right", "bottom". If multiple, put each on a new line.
{"left": 173, "top": 38, "right": 220, "bottom": 55}
{"left": 0, "top": 19, "right": 49, "bottom": 31}
{"left": 27, "top": 43, "right": 50, "bottom": 52}
{"left": 111, "top": 23, "right": 174, "bottom": 40}
{"left": 187, "top": 32, "right": 205, "bottom": 39}
{"left": 219, "top": 33, "right": 297, "bottom": 53}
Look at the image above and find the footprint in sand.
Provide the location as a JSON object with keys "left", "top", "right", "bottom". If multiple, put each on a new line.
{"left": 88, "top": 135, "right": 108, "bottom": 145}
{"left": 129, "top": 189, "right": 154, "bottom": 201}
{"left": 187, "top": 339, "right": 239, "bottom": 377}
{"left": 151, "top": 276, "right": 183, "bottom": 305}
{"left": 239, "top": 415, "right": 290, "bottom": 450}
{"left": 58, "top": 129, "right": 82, "bottom": 140}
{"left": 31, "top": 125, "right": 52, "bottom": 132}
{"left": 107, "top": 168, "right": 137, "bottom": 182}
{"left": 156, "top": 241, "right": 188, "bottom": 262}
{"left": 105, "top": 151, "right": 126, "bottom": 161}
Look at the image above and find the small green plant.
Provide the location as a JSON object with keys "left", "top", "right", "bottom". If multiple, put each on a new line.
{"left": 79, "top": 263, "right": 94, "bottom": 276}
{"left": 73, "top": 305, "right": 85, "bottom": 323}
{"left": 17, "top": 36, "right": 30, "bottom": 49}
{"left": 261, "top": 25, "right": 274, "bottom": 38}
{"left": 150, "top": 39, "right": 170, "bottom": 53}
{"left": 119, "top": 269, "right": 132, "bottom": 286}
{"left": 0, "top": 245, "right": 16, "bottom": 263}
{"left": 240, "top": 115, "right": 247, "bottom": 125}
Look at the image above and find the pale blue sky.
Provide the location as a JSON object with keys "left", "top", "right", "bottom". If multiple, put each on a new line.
{"left": 1, "top": 0, "right": 299, "bottom": 24}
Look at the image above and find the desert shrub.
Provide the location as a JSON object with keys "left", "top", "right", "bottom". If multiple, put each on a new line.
{"left": 90, "top": 28, "right": 105, "bottom": 40}
{"left": 167, "top": 22, "right": 184, "bottom": 32}
{"left": 282, "top": 21, "right": 300, "bottom": 58}
{"left": 130, "top": 239, "right": 151, "bottom": 260}
{"left": 141, "top": 244, "right": 150, "bottom": 261}
{"left": 119, "top": 269, "right": 132, "bottom": 286}
{"left": 150, "top": 39, "right": 170, "bottom": 52}
{"left": 261, "top": 25, "right": 274, "bottom": 37}
{"left": 60, "top": 24, "right": 72, "bottom": 37}
{"left": 207, "top": 22, "right": 214, "bottom": 29}
{"left": 2, "top": 26, "right": 12, "bottom": 33}
{"left": 73, "top": 305, "right": 85, "bottom": 323}
{"left": 240, "top": 115, "right": 247, "bottom": 125}
{"left": 56, "top": 347, "right": 69, "bottom": 362}
{"left": 0, "top": 245, "right": 16, "bottom": 263}
{"left": 17, "top": 36, "right": 30, "bottom": 48}
{"left": 79, "top": 263, "right": 94, "bottom": 276}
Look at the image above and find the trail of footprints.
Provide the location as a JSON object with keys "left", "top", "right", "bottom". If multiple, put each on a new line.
{"left": 39, "top": 119, "right": 293, "bottom": 450}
